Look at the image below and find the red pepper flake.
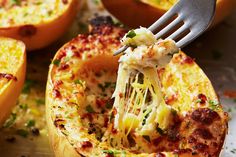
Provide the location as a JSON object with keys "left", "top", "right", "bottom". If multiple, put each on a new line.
{"left": 81, "top": 141, "right": 93, "bottom": 149}
{"left": 104, "top": 116, "right": 109, "bottom": 128}
{"left": 53, "top": 89, "right": 61, "bottom": 98}
{"left": 197, "top": 94, "right": 207, "bottom": 105}
{"left": 182, "top": 56, "right": 194, "bottom": 64}
{"left": 58, "top": 64, "right": 69, "bottom": 71}
{"left": 57, "top": 51, "right": 66, "bottom": 60}
{"left": 223, "top": 90, "right": 236, "bottom": 98}
{"left": 54, "top": 80, "right": 63, "bottom": 87}
{"left": 96, "top": 99, "right": 106, "bottom": 108}
{"left": 19, "top": 25, "right": 37, "bottom": 37}
{"left": 0, "top": 73, "right": 17, "bottom": 81}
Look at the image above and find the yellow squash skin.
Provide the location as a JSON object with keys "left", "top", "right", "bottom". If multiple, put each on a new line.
{"left": 0, "top": 37, "right": 26, "bottom": 126}
{"left": 101, "top": 0, "right": 236, "bottom": 28}
{"left": 0, "top": 0, "right": 80, "bottom": 51}
{"left": 46, "top": 24, "right": 227, "bottom": 157}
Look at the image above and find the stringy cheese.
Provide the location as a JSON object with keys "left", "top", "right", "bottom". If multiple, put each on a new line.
{"left": 111, "top": 28, "right": 179, "bottom": 147}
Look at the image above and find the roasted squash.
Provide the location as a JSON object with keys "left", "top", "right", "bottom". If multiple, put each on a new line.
{"left": 0, "top": 37, "right": 26, "bottom": 126}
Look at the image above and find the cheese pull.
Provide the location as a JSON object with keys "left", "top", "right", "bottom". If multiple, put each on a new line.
{"left": 111, "top": 27, "right": 179, "bottom": 147}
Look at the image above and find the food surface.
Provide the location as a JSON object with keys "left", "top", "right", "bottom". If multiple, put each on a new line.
{"left": 0, "top": 37, "right": 26, "bottom": 125}
{"left": 46, "top": 21, "right": 228, "bottom": 157}
{"left": 0, "top": 0, "right": 80, "bottom": 50}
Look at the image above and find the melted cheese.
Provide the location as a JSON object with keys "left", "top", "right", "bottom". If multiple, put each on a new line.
{"left": 0, "top": 0, "right": 70, "bottom": 27}
{"left": 111, "top": 28, "right": 179, "bottom": 147}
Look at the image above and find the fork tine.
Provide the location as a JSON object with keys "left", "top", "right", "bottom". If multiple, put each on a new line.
{"left": 167, "top": 24, "right": 189, "bottom": 40}
{"left": 154, "top": 17, "right": 182, "bottom": 40}
{"left": 148, "top": 2, "right": 180, "bottom": 32}
{"left": 176, "top": 32, "right": 194, "bottom": 48}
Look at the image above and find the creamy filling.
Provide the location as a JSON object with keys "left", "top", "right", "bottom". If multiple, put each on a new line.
{"left": 110, "top": 27, "right": 179, "bottom": 148}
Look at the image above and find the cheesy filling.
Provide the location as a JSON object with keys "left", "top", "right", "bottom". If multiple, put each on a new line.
{"left": 0, "top": 0, "right": 69, "bottom": 27}
{"left": 111, "top": 28, "right": 179, "bottom": 147}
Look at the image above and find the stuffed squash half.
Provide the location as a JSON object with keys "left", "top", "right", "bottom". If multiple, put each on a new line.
{"left": 0, "top": 0, "right": 80, "bottom": 50}
{"left": 0, "top": 37, "right": 26, "bottom": 126}
{"left": 46, "top": 18, "right": 228, "bottom": 157}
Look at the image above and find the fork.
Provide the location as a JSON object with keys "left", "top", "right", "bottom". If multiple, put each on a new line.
{"left": 114, "top": 0, "right": 216, "bottom": 56}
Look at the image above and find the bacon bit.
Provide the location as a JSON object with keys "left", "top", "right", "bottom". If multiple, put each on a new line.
{"left": 58, "top": 64, "right": 69, "bottom": 70}
{"left": 81, "top": 141, "right": 93, "bottom": 149}
{"left": 104, "top": 116, "right": 109, "bottom": 128}
{"left": 0, "top": 73, "right": 17, "bottom": 81}
{"left": 53, "top": 89, "right": 61, "bottom": 98}
{"left": 191, "top": 108, "right": 220, "bottom": 125}
{"left": 197, "top": 94, "right": 207, "bottom": 105}
{"left": 57, "top": 50, "right": 67, "bottom": 60}
{"left": 112, "top": 108, "right": 117, "bottom": 115}
{"left": 54, "top": 80, "right": 63, "bottom": 87}
{"left": 223, "top": 90, "right": 236, "bottom": 98}
{"left": 152, "top": 137, "right": 163, "bottom": 145}
{"left": 54, "top": 119, "right": 65, "bottom": 130}
{"left": 156, "top": 153, "right": 166, "bottom": 157}
{"left": 81, "top": 113, "right": 93, "bottom": 122}
{"left": 193, "top": 128, "right": 213, "bottom": 139}
{"left": 96, "top": 99, "right": 106, "bottom": 108}
{"left": 182, "top": 56, "right": 194, "bottom": 64}
{"left": 111, "top": 127, "right": 117, "bottom": 134}
{"left": 19, "top": 25, "right": 37, "bottom": 37}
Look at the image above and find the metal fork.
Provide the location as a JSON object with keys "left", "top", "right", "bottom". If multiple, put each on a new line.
{"left": 114, "top": 0, "right": 216, "bottom": 56}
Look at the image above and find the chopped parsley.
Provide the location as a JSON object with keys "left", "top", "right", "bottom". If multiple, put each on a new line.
{"left": 102, "top": 149, "right": 126, "bottom": 156}
{"left": 12, "top": 0, "right": 21, "bottom": 5}
{"left": 26, "top": 120, "right": 35, "bottom": 128}
{"left": 74, "top": 79, "right": 83, "bottom": 86}
{"left": 208, "top": 100, "right": 220, "bottom": 110}
{"left": 19, "top": 104, "right": 28, "bottom": 110}
{"left": 22, "top": 79, "right": 34, "bottom": 94}
{"left": 52, "top": 59, "right": 61, "bottom": 66}
{"left": 105, "top": 102, "right": 113, "bottom": 109}
{"left": 86, "top": 105, "right": 95, "bottom": 113}
{"left": 16, "top": 129, "right": 29, "bottom": 138}
{"left": 126, "top": 30, "right": 136, "bottom": 38}
{"left": 35, "top": 98, "right": 45, "bottom": 106}
{"left": 3, "top": 113, "right": 17, "bottom": 128}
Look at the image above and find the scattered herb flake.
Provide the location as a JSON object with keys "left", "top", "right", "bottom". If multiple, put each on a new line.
{"left": 98, "top": 83, "right": 106, "bottom": 92}
{"left": 105, "top": 102, "right": 113, "bottom": 109}
{"left": 126, "top": 30, "right": 136, "bottom": 38}
{"left": 86, "top": 105, "right": 95, "bottom": 113}
{"left": 74, "top": 79, "right": 83, "bottom": 86}
{"left": 208, "top": 100, "right": 220, "bottom": 110}
{"left": 22, "top": 79, "right": 34, "bottom": 94}
{"left": 16, "top": 129, "right": 29, "bottom": 138}
{"left": 19, "top": 104, "right": 28, "bottom": 110}
{"left": 3, "top": 113, "right": 17, "bottom": 128}
{"left": 36, "top": 99, "right": 45, "bottom": 105}
{"left": 26, "top": 120, "right": 35, "bottom": 128}
{"left": 53, "top": 59, "right": 61, "bottom": 66}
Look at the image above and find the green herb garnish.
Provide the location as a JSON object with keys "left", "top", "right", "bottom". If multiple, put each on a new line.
{"left": 105, "top": 102, "right": 113, "bottom": 109}
{"left": 156, "top": 127, "right": 165, "bottom": 136}
{"left": 26, "top": 120, "right": 35, "bottom": 128}
{"left": 36, "top": 99, "right": 45, "bottom": 106}
{"left": 52, "top": 59, "right": 61, "bottom": 66}
{"left": 86, "top": 105, "right": 95, "bottom": 113}
{"left": 3, "top": 113, "right": 17, "bottom": 128}
{"left": 16, "top": 129, "right": 29, "bottom": 138}
{"left": 74, "top": 79, "right": 83, "bottom": 86}
{"left": 22, "top": 79, "right": 34, "bottom": 94}
{"left": 208, "top": 100, "right": 220, "bottom": 110}
{"left": 126, "top": 30, "right": 136, "bottom": 38}
{"left": 19, "top": 104, "right": 28, "bottom": 110}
